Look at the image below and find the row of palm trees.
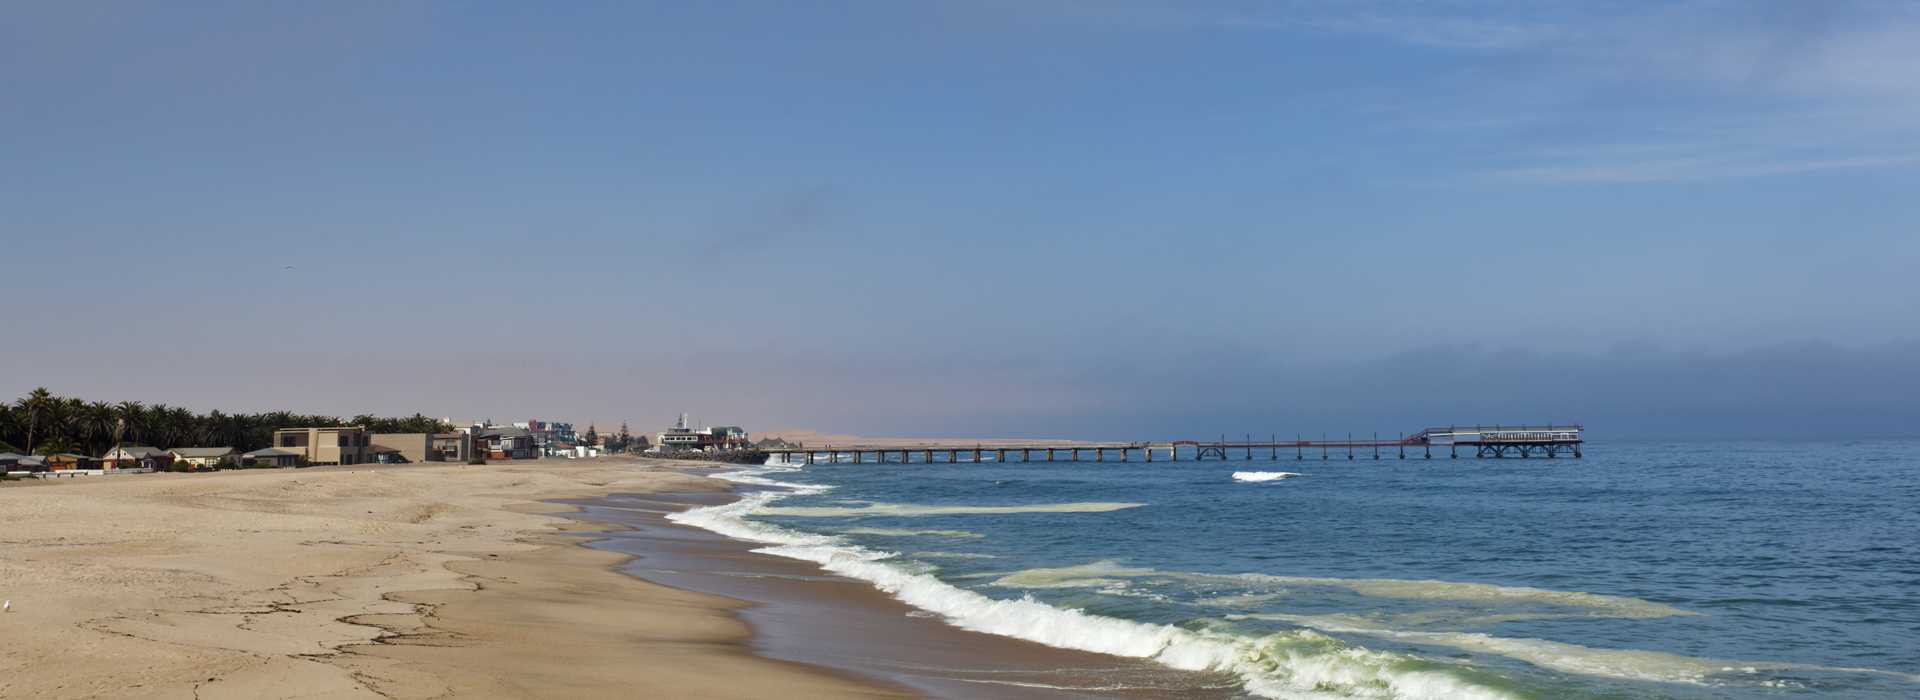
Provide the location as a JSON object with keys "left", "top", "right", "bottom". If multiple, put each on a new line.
{"left": 2, "top": 387, "right": 450, "bottom": 457}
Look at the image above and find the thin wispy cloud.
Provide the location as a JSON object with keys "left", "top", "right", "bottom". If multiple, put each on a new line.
{"left": 1012, "top": 0, "right": 1920, "bottom": 183}
{"left": 1488, "top": 153, "right": 1920, "bottom": 184}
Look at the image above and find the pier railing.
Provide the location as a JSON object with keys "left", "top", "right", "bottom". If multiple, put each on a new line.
{"left": 763, "top": 425, "right": 1582, "bottom": 463}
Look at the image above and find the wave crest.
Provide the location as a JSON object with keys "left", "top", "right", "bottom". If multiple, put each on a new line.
{"left": 667, "top": 460, "right": 1523, "bottom": 700}
{"left": 1234, "top": 471, "right": 1302, "bottom": 482}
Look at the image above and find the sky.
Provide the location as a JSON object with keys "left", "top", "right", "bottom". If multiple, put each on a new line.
{"left": 3, "top": 1, "right": 1918, "bottom": 439}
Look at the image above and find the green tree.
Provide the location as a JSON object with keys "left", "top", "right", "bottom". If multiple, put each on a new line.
{"left": 82, "top": 402, "right": 117, "bottom": 455}
{"left": 582, "top": 425, "right": 599, "bottom": 449}
{"left": 114, "top": 400, "right": 145, "bottom": 446}
{"left": 14, "top": 387, "right": 54, "bottom": 455}
{"left": 616, "top": 423, "right": 632, "bottom": 453}
{"left": 35, "top": 434, "right": 78, "bottom": 456}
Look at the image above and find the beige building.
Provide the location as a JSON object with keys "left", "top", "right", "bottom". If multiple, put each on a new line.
{"left": 369, "top": 433, "right": 439, "bottom": 463}
{"left": 270, "top": 427, "right": 372, "bottom": 466}
{"left": 432, "top": 432, "right": 472, "bottom": 462}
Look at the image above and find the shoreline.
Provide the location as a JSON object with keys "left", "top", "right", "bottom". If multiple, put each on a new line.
{"left": 562, "top": 485, "right": 1235, "bottom": 699}
{"left": 0, "top": 457, "right": 909, "bottom": 698}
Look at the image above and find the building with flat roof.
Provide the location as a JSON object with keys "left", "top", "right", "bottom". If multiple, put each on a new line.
{"left": 474, "top": 426, "right": 538, "bottom": 460}
{"left": 369, "top": 433, "right": 438, "bottom": 463}
{"left": 432, "top": 432, "right": 472, "bottom": 462}
{"left": 514, "top": 420, "right": 576, "bottom": 454}
{"left": 271, "top": 427, "right": 371, "bottom": 466}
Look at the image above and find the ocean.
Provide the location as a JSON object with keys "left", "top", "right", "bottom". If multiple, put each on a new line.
{"left": 668, "top": 439, "right": 1920, "bottom": 699}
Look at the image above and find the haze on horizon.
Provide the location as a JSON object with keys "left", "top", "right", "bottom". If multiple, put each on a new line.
{"left": 4, "top": 1, "right": 1917, "bottom": 440}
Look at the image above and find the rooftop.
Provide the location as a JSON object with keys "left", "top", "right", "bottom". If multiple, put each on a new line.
{"left": 169, "top": 447, "right": 235, "bottom": 458}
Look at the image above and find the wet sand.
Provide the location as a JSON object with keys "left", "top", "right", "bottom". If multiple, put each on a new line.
{"left": 564, "top": 488, "right": 1244, "bottom": 699}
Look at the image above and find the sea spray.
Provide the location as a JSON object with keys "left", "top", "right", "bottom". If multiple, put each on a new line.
{"left": 760, "top": 502, "right": 1146, "bottom": 517}
{"left": 668, "top": 459, "right": 1525, "bottom": 700}
{"left": 1233, "top": 471, "right": 1302, "bottom": 482}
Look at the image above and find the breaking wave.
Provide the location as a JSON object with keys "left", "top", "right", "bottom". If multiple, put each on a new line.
{"left": 1259, "top": 614, "right": 1920, "bottom": 686}
{"left": 1234, "top": 471, "right": 1303, "bottom": 482}
{"left": 991, "top": 561, "right": 1694, "bottom": 620}
{"left": 667, "top": 459, "right": 1527, "bottom": 700}
{"left": 759, "top": 502, "right": 1146, "bottom": 518}
{"left": 840, "top": 527, "right": 985, "bottom": 539}
{"left": 911, "top": 551, "right": 1000, "bottom": 560}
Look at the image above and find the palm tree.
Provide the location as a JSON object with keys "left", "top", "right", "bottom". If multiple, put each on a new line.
{"left": 168, "top": 405, "right": 199, "bottom": 448}
{"left": 0, "top": 404, "right": 18, "bottom": 451}
{"left": 114, "top": 400, "right": 145, "bottom": 447}
{"left": 14, "top": 387, "right": 53, "bottom": 455}
{"left": 82, "top": 402, "right": 116, "bottom": 455}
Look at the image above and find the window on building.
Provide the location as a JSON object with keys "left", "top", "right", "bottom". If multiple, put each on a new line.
{"left": 279, "top": 433, "right": 309, "bottom": 448}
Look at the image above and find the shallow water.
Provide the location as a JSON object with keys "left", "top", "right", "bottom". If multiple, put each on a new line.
{"left": 673, "top": 439, "right": 1920, "bottom": 699}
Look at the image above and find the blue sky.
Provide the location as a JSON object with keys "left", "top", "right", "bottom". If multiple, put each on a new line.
{"left": 4, "top": 1, "right": 1917, "bottom": 438}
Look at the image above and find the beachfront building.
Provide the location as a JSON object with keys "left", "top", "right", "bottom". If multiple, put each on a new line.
{"left": 271, "top": 427, "right": 372, "bottom": 466}
{"left": 431, "top": 432, "right": 472, "bottom": 462}
{"left": 100, "top": 446, "right": 174, "bottom": 470}
{"left": 47, "top": 453, "right": 99, "bottom": 471}
{"left": 514, "top": 420, "right": 576, "bottom": 455}
{"left": 654, "top": 415, "right": 750, "bottom": 452}
{"left": 243, "top": 447, "right": 302, "bottom": 468}
{"left": 167, "top": 447, "right": 236, "bottom": 471}
{"left": 474, "top": 426, "right": 539, "bottom": 460}
{"left": 369, "top": 433, "right": 439, "bottom": 463}
{"left": 710, "top": 426, "right": 750, "bottom": 450}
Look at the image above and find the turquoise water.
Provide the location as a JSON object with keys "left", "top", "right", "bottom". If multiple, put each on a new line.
{"left": 674, "top": 440, "right": 1920, "bottom": 699}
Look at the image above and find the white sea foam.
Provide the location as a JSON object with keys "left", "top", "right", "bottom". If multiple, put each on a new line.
{"left": 759, "top": 502, "right": 1146, "bottom": 518}
{"left": 840, "top": 527, "right": 985, "bottom": 539}
{"left": 911, "top": 551, "right": 1000, "bottom": 560}
{"left": 1260, "top": 614, "right": 1920, "bottom": 686}
{"left": 667, "top": 459, "right": 1524, "bottom": 700}
{"left": 991, "top": 561, "right": 1694, "bottom": 620}
{"left": 1234, "top": 471, "right": 1303, "bottom": 482}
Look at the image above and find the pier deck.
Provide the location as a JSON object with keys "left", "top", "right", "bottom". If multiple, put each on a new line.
{"left": 765, "top": 425, "right": 1582, "bottom": 463}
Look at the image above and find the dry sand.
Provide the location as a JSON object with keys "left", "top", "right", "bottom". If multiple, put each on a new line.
{"left": 0, "top": 458, "right": 908, "bottom": 699}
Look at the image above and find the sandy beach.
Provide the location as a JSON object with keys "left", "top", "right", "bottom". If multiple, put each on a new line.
{"left": 0, "top": 458, "right": 909, "bottom": 699}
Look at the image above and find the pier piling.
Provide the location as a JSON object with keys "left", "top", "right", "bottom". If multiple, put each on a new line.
{"left": 774, "top": 425, "right": 1578, "bottom": 468}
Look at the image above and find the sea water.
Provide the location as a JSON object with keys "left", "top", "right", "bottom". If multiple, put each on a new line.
{"left": 669, "top": 440, "right": 1920, "bottom": 699}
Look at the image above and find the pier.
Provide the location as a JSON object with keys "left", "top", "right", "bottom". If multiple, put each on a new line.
{"left": 765, "top": 425, "right": 1582, "bottom": 464}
